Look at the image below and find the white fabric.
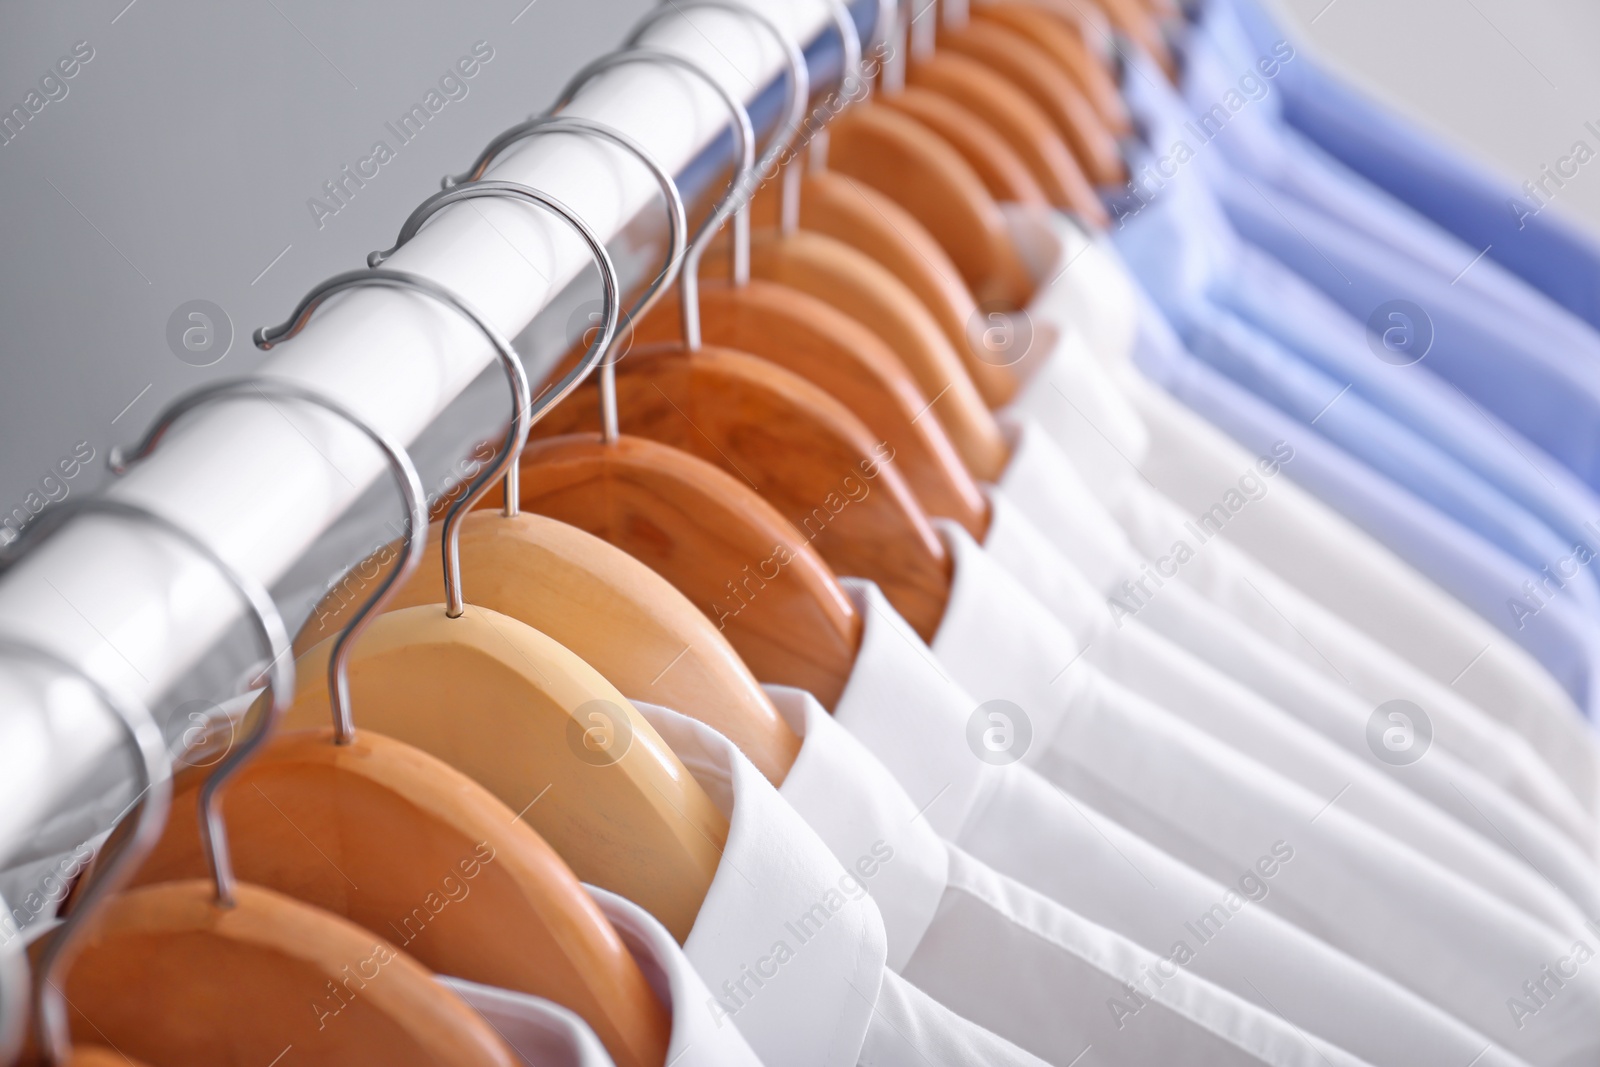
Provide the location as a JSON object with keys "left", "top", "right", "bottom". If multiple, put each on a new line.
{"left": 928, "top": 524, "right": 1600, "bottom": 1065}
{"left": 630, "top": 701, "right": 1047, "bottom": 1067}
{"left": 996, "top": 414, "right": 1597, "bottom": 856}
{"left": 981, "top": 482, "right": 1600, "bottom": 927}
{"left": 1013, "top": 209, "right": 1600, "bottom": 822}
{"left": 767, "top": 683, "right": 1372, "bottom": 1066}
{"left": 442, "top": 976, "right": 617, "bottom": 1067}
{"left": 584, "top": 885, "right": 767, "bottom": 1067}
{"left": 833, "top": 578, "right": 1531, "bottom": 1067}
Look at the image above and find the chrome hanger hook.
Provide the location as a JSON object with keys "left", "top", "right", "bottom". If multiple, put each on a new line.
{"left": 810, "top": 0, "right": 867, "bottom": 176}
{"left": 436, "top": 117, "right": 685, "bottom": 443}
{"left": 1, "top": 495, "right": 293, "bottom": 911}
{"left": 549, "top": 47, "right": 754, "bottom": 350}
{"left": 369, "top": 183, "right": 621, "bottom": 474}
{"left": 253, "top": 268, "right": 525, "bottom": 619}
{"left": 110, "top": 378, "right": 428, "bottom": 745}
{"left": 0, "top": 638, "right": 170, "bottom": 1066}
{"left": 629, "top": 1, "right": 809, "bottom": 235}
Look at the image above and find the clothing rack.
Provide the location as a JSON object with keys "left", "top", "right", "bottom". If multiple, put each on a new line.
{"left": 0, "top": 0, "right": 883, "bottom": 874}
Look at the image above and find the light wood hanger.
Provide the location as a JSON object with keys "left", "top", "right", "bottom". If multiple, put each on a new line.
{"left": 971, "top": 3, "right": 1132, "bottom": 137}
{"left": 749, "top": 4, "right": 1022, "bottom": 410}
{"left": 737, "top": 227, "right": 1011, "bottom": 480}
{"left": 102, "top": 381, "right": 671, "bottom": 1067}
{"left": 314, "top": 132, "right": 804, "bottom": 783}
{"left": 248, "top": 277, "right": 729, "bottom": 944}
{"left": 752, "top": 168, "right": 1023, "bottom": 409}
{"left": 0, "top": 503, "right": 514, "bottom": 1067}
{"left": 534, "top": 344, "right": 954, "bottom": 641}
{"left": 633, "top": 282, "right": 990, "bottom": 535}
{"left": 511, "top": 45, "right": 865, "bottom": 707}
{"left": 877, "top": 89, "right": 1048, "bottom": 207}
{"left": 610, "top": 7, "right": 989, "bottom": 537}
{"left": 825, "top": 103, "right": 1035, "bottom": 307}
{"left": 515, "top": 434, "right": 862, "bottom": 709}
{"left": 903, "top": 51, "right": 1108, "bottom": 224}
{"left": 934, "top": 14, "right": 1128, "bottom": 186}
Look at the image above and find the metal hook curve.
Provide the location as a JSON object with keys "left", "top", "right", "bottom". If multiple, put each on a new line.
{"left": 628, "top": 1, "right": 809, "bottom": 233}
{"left": 437, "top": 116, "right": 685, "bottom": 444}
{"left": 109, "top": 377, "right": 428, "bottom": 746}
{"left": 368, "top": 184, "right": 621, "bottom": 475}
{"left": 550, "top": 47, "right": 754, "bottom": 350}
{"left": 0, "top": 496, "right": 293, "bottom": 910}
{"left": 251, "top": 268, "right": 525, "bottom": 620}
{"left": 0, "top": 638, "right": 170, "bottom": 1066}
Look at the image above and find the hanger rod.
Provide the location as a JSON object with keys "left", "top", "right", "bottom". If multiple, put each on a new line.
{"left": 0, "top": 0, "right": 886, "bottom": 877}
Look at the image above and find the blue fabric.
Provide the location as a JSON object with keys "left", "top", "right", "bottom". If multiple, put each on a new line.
{"left": 1111, "top": 42, "right": 1600, "bottom": 711}
{"left": 1221, "top": 0, "right": 1600, "bottom": 333}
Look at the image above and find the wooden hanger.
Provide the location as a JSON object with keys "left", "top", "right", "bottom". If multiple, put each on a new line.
{"left": 875, "top": 89, "right": 1048, "bottom": 208}
{"left": 753, "top": 167, "right": 1022, "bottom": 408}
{"left": 631, "top": 281, "right": 990, "bottom": 536}
{"left": 1095, "top": 0, "right": 1177, "bottom": 77}
{"left": 0, "top": 515, "right": 514, "bottom": 1067}
{"left": 732, "top": 228, "right": 1011, "bottom": 481}
{"left": 505, "top": 42, "right": 864, "bottom": 709}
{"left": 101, "top": 384, "right": 672, "bottom": 1066}
{"left": 515, "top": 435, "right": 862, "bottom": 709}
{"left": 902, "top": 51, "right": 1108, "bottom": 225}
{"left": 971, "top": 3, "right": 1132, "bottom": 137}
{"left": 246, "top": 266, "right": 728, "bottom": 945}
{"left": 382, "top": 126, "right": 810, "bottom": 783}
{"left": 64, "top": 881, "right": 516, "bottom": 1067}
{"left": 584, "top": 31, "right": 989, "bottom": 538}
{"left": 533, "top": 345, "right": 954, "bottom": 640}
{"left": 934, "top": 16, "right": 1128, "bottom": 186}
{"left": 825, "top": 103, "right": 1036, "bottom": 307}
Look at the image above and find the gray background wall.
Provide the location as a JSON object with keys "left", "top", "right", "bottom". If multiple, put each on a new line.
{"left": 1, "top": 0, "right": 1595, "bottom": 528}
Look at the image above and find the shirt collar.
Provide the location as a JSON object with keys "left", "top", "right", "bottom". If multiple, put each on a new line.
{"left": 629, "top": 701, "right": 886, "bottom": 1067}
{"left": 990, "top": 419, "right": 1143, "bottom": 596}
{"left": 763, "top": 683, "right": 949, "bottom": 972}
{"left": 580, "top": 885, "right": 764, "bottom": 1067}
{"left": 930, "top": 523, "right": 1092, "bottom": 758}
{"left": 980, "top": 486, "right": 1116, "bottom": 648}
{"left": 831, "top": 578, "right": 1000, "bottom": 844}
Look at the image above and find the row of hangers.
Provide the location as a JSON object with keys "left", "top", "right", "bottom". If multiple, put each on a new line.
{"left": 0, "top": 0, "right": 1179, "bottom": 1062}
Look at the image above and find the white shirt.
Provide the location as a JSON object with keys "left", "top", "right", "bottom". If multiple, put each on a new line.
{"left": 994, "top": 413, "right": 1599, "bottom": 861}
{"left": 628, "top": 701, "right": 1049, "bottom": 1067}
{"left": 927, "top": 523, "right": 1600, "bottom": 1065}
{"left": 830, "top": 577, "right": 1532, "bottom": 1067}
{"left": 1009, "top": 210, "right": 1600, "bottom": 822}
{"left": 765, "top": 683, "right": 1374, "bottom": 1066}
{"left": 979, "top": 478, "right": 1600, "bottom": 926}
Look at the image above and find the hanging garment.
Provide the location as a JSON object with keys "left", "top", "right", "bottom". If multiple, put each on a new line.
{"left": 637, "top": 697, "right": 1375, "bottom": 1067}
{"left": 1013, "top": 207, "right": 1599, "bottom": 812}
{"left": 826, "top": 579, "right": 1535, "bottom": 1067}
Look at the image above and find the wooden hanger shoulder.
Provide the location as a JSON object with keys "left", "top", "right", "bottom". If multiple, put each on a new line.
{"left": 750, "top": 170, "right": 1019, "bottom": 410}
{"left": 633, "top": 277, "right": 989, "bottom": 536}
{"left": 973, "top": 3, "right": 1132, "bottom": 136}
{"left": 282, "top": 605, "right": 728, "bottom": 942}
{"left": 744, "top": 228, "right": 1010, "bottom": 481}
{"left": 297, "top": 510, "right": 801, "bottom": 784}
{"left": 826, "top": 103, "right": 1034, "bottom": 307}
{"left": 535, "top": 346, "right": 953, "bottom": 641}
{"left": 937, "top": 17, "right": 1127, "bottom": 185}
{"left": 906, "top": 52, "right": 1108, "bottom": 225}
{"left": 132, "top": 728, "right": 671, "bottom": 1067}
{"left": 877, "top": 88, "right": 1048, "bottom": 208}
{"left": 62, "top": 880, "right": 516, "bottom": 1066}
{"left": 517, "top": 433, "right": 862, "bottom": 709}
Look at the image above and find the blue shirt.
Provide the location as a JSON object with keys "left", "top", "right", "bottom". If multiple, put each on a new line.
{"left": 1111, "top": 42, "right": 1600, "bottom": 711}
{"left": 1220, "top": 0, "right": 1600, "bottom": 334}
